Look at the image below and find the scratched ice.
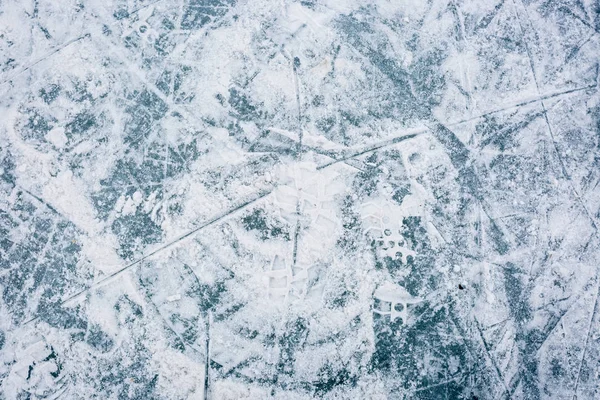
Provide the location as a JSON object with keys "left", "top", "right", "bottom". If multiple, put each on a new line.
{"left": 1, "top": 0, "right": 599, "bottom": 399}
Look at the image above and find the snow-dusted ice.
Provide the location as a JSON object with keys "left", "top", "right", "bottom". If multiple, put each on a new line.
{"left": 1, "top": 0, "right": 600, "bottom": 398}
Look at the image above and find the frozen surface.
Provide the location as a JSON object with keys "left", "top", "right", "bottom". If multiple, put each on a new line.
{"left": 1, "top": 0, "right": 600, "bottom": 398}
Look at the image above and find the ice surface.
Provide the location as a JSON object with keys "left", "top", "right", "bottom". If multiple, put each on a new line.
{"left": 1, "top": 0, "right": 600, "bottom": 398}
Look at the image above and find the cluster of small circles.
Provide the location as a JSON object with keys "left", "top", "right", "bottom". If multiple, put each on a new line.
{"left": 375, "top": 229, "right": 406, "bottom": 248}
{"left": 372, "top": 231, "right": 415, "bottom": 262}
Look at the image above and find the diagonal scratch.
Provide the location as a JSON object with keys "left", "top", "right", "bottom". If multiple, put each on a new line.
{"left": 291, "top": 200, "right": 301, "bottom": 268}
{"left": 449, "top": 84, "right": 595, "bottom": 126}
{"left": 314, "top": 82, "right": 591, "bottom": 169}
{"left": 21, "top": 188, "right": 274, "bottom": 325}
{"left": 564, "top": 33, "right": 594, "bottom": 65}
{"left": 534, "top": 291, "right": 584, "bottom": 355}
{"left": 560, "top": 6, "right": 600, "bottom": 36}
{"left": 573, "top": 279, "right": 600, "bottom": 399}
{"left": 317, "top": 133, "right": 421, "bottom": 170}
{"left": 474, "top": 317, "right": 512, "bottom": 399}
{"left": 0, "top": 34, "right": 90, "bottom": 87}
{"left": 292, "top": 55, "right": 303, "bottom": 156}
{"left": 17, "top": 185, "right": 81, "bottom": 231}
{"left": 204, "top": 311, "right": 212, "bottom": 400}
{"left": 68, "top": 189, "right": 272, "bottom": 299}
{"left": 475, "top": 0, "right": 507, "bottom": 33}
